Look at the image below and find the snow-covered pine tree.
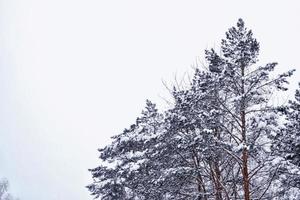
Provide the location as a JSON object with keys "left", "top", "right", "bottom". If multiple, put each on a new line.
{"left": 87, "top": 19, "right": 296, "bottom": 200}
{"left": 204, "top": 18, "right": 295, "bottom": 199}
{"left": 271, "top": 83, "right": 300, "bottom": 199}
{"left": 284, "top": 83, "right": 300, "bottom": 167}
{"left": 87, "top": 100, "right": 166, "bottom": 199}
{"left": 0, "top": 178, "right": 18, "bottom": 200}
{"left": 154, "top": 71, "right": 229, "bottom": 199}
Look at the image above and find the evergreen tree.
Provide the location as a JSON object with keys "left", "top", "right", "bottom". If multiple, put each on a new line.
{"left": 272, "top": 83, "right": 300, "bottom": 199}
{"left": 87, "top": 19, "right": 297, "bottom": 200}
{"left": 285, "top": 83, "right": 300, "bottom": 167}
{"left": 0, "top": 178, "right": 19, "bottom": 200}
{"left": 87, "top": 100, "right": 166, "bottom": 199}
{"left": 204, "top": 18, "right": 295, "bottom": 200}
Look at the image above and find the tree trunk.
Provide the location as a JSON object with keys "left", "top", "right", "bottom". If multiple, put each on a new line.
{"left": 242, "top": 142, "right": 250, "bottom": 200}
{"left": 241, "top": 65, "right": 251, "bottom": 200}
{"left": 213, "top": 128, "right": 223, "bottom": 200}
{"left": 241, "top": 115, "right": 250, "bottom": 200}
{"left": 214, "top": 161, "right": 223, "bottom": 200}
{"left": 193, "top": 150, "right": 208, "bottom": 200}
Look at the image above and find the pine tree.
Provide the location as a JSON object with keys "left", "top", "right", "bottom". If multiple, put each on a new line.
{"left": 285, "top": 83, "right": 300, "bottom": 167}
{"left": 204, "top": 18, "right": 295, "bottom": 200}
{"left": 87, "top": 100, "right": 166, "bottom": 199}
{"left": 87, "top": 19, "right": 297, "bottom": 200}
{"left": 0, "top": 178, "right": 18, "bottom": 200}
{"left": 271, "top": 83, "right": 300, "bottom": 199}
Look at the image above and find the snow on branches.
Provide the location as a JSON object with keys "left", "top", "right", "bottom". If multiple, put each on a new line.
{"left": 87, "top": 19, "right": 299, "bottom": 200}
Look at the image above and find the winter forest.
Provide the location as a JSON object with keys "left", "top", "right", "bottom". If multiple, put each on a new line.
{"left": 87, "top": 19, "right": 300, "bottom": 200}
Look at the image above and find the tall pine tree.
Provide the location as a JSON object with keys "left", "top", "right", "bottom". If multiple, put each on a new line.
{"left": 87, "top": 19, "right": 297, "bottom": 200}
{"left": 272, "top": 83, "right": 300, "bottom": 199}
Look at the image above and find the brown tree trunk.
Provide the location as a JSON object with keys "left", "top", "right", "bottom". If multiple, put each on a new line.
{"left": 241, "top": 65, "right": 250, "bottom": 200}
{"left": 196, "top": 174, "right": 207, "bottom": 200}
{"left": 214, "top": 128, "right": 223, "bottom": 200}
{"left": 214, "top": 161, "right": 223, "bottom": 200}
{"left": 241, "top": 110, "right": 250, "bottom": 200}
{"left": 242, "top": 146, "right": 250, "bottom": 200}
{"left": 193, "top": 150, "right": 208, "bottom": 200}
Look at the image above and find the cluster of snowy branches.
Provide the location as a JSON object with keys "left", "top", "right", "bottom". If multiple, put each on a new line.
{"left": 0, "top": 178, "right": 18, "bottom": 200}
{"left": 87, "top": 19, "right": 300, "bottom": 200}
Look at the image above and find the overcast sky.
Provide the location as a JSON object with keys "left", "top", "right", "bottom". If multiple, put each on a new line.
{"left": 0, "top": 0, "right": 299, "bottom": 200}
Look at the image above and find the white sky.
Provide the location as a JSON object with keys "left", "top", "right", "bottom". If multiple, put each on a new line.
{"left": 0, "top": 0, "right": 299, "bottom": 200}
